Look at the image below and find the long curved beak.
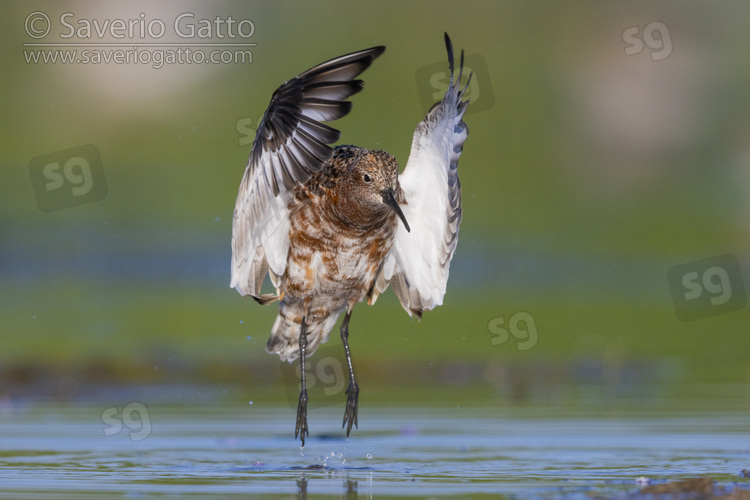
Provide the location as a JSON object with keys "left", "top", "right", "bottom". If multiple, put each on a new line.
{"left": 381, "top": 188, "right": 410, "bottom": 233}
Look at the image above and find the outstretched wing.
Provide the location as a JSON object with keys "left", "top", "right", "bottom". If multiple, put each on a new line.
{"left": 231, "top": 46, "right": 386, "bottom": 302}
{"left": 370, "top": 34, "right": 471, "bottom": 317}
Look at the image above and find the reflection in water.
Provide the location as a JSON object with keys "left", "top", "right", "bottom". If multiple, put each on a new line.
{"left": 296, "top": 475, "right": 306, "bottom": 499}
{"left": 296, "top": 476, "right": 358, "bottom": 499}
{"left": 345, "top": 479, "right": 358, "bottom": 499}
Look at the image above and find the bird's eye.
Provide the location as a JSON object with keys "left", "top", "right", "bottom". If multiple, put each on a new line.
{"left": 363, "top": 174, "right": 371, "bottom": 183}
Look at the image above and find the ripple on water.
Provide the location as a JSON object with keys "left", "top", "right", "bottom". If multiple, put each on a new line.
{"left": 1, "top": 406, "right": 749, "bottom": 498}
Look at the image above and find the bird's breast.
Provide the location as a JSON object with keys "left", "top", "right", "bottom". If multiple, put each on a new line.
{"left": 284, "top": 197, "right": 395, "bottom": 304}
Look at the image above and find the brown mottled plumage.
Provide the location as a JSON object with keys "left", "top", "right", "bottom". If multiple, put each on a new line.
{"left": 266, "top": 146, "right": 405, "bottom": 362}
{"left": 231, "top": 34, "right": 471, "bottom": 446}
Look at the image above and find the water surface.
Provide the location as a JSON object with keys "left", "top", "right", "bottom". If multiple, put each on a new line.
{"left": 2, "top": 405, "right": 749, "bottom": 498}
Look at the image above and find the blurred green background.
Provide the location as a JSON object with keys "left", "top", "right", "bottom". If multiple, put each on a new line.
{"left": 1, "top": 1, "right": 749, "bottom": 413}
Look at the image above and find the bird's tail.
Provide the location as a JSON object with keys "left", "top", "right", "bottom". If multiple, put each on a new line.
{"left": 265, "top": 304, "right": 343, "bottom": 363}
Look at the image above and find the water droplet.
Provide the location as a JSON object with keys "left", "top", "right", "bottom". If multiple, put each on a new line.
{"left": 246, "top": 336, "right": 252, "bottom": 340}
{"left": 248, "top": 401, "right": 253, "bottom": 405}
{"left": 366, "top": 453, "right": 373, "bottom": 459}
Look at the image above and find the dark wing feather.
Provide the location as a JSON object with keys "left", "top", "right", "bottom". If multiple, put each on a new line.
{"left": 231, "top": 45, "right": 385, "bottom": 299}
{"left": 248, "top": 47, "right": 385, "bottom": 196}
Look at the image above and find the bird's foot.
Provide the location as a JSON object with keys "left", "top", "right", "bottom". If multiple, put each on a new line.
{"left": 342, "top": 382, "right": 359, "bottom": 437}
{"left": 295, "top": 389, "right": 309, "bottom": 446}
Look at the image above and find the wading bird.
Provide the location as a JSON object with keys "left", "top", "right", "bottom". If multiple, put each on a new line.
{"left": 231, "top": 34, "right": 471, "bottom": 446}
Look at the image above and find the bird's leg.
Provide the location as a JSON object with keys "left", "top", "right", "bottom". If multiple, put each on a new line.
{"left": 340, "top": 310, "right": 359, "bottom": 436}
{"left": 295, "top": 316, "right": 309, "bottom": 446}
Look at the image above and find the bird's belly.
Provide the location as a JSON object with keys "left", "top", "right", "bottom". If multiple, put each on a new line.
{"left": 284, "top": 230, "right": 392, "bottom": 308}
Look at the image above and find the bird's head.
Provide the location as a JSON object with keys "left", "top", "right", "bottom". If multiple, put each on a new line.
{"left": 332, "top": 147, "right": 410, "bottom": 232}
